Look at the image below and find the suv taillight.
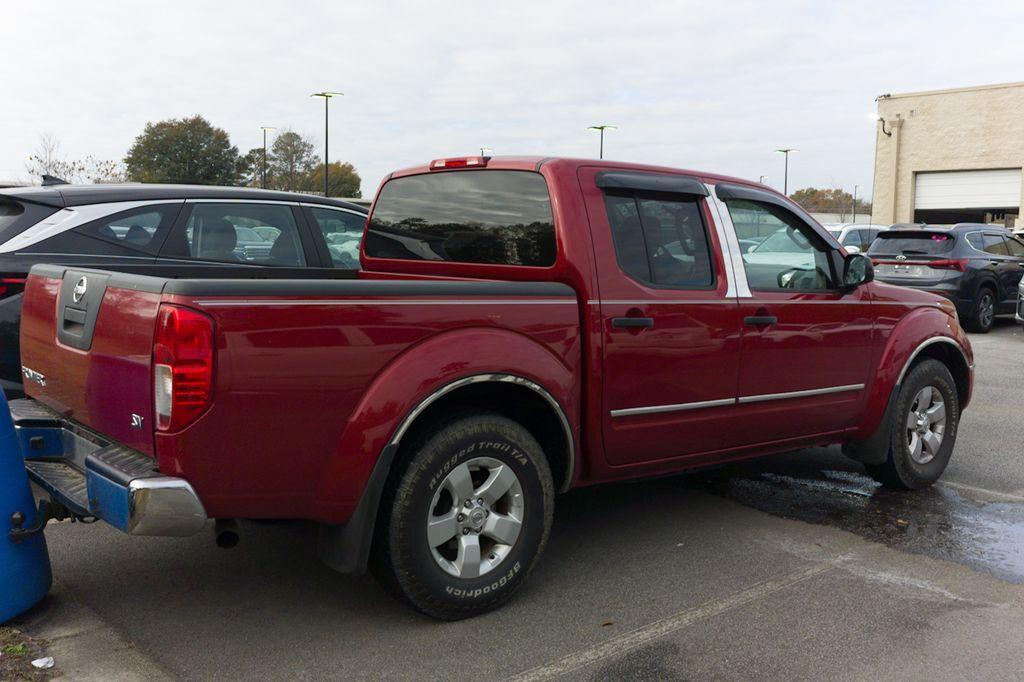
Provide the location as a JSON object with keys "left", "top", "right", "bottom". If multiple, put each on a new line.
{"left": 0, "top": 275, "right": 26, "bottom": 299}
{"left": 153, "top": 304, "right": 214, "bottom": 432}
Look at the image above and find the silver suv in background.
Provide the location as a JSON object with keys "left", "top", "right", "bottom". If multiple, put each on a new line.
{"left": 824, "top": 224, "right": 889, "bottom": 253}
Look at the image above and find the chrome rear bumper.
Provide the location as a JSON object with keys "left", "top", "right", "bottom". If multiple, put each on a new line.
{"left": 11, "top": 399, "right": 206, "bottom": 537}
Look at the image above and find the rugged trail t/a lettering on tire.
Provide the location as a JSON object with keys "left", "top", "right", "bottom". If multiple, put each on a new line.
{"left": 371, "top": 412, "right": 554, "bottom": 620}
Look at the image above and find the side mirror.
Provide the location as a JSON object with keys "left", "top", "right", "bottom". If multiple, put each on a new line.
{"left": 845, "top": 244, "right": 861, "bottom": 254}
{"left": 843, "top": 252, "right": 874, "bottom": 288}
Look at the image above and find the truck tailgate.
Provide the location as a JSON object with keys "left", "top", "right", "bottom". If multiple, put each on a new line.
{"left": 20, "top": 265, "right": 163, "bottom": 456}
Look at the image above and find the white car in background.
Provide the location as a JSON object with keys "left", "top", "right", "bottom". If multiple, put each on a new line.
{"left": 824, "top": 223, "right": 889, "bottom": 253}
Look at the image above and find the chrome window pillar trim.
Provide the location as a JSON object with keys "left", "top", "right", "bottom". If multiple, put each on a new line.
{"left": 610, "top": 398, "right": 735, "bottom": 418}
{"left": 895, "top": 337, "right": 970, "bottom": 387}
{"left": 389, "top": 373, "right": 576, "bottom": 493}
{"left": 706, "top": 184, "right": 751, "bottom": 298}
{"left": 0, "top": 199, "right": 184, "bottom": 254}
{"left": 737, "top": 383, "right": 865, "bottom": 404}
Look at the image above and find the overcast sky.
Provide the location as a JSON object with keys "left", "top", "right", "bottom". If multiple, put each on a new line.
{"left": 3, "top": 0, "right": 1023, "bottom": 199}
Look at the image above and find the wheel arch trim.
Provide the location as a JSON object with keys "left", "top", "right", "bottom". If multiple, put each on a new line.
{"left": 388, "top": 373, "right": 576, "bottom": 493}
{"left": 895, "top": 336, "right": 971, "bottom": 388}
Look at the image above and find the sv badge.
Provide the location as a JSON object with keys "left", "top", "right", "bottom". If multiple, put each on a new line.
{"left": 130, "top": 413, "right": 144, "bottom": 429}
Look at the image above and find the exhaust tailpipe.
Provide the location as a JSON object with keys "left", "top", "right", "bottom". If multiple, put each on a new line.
{"left": 214, "top": 518, "right": 239, "bottom": 549}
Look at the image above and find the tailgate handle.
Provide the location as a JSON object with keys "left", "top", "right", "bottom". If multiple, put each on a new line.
{"left": 744, "top": 315, "right": 777, "bottom": 326}
{"left": 62, "top": 306, "right": 87, "bottom": 335}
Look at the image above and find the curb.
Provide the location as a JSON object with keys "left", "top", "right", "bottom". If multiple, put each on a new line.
{"left": 17, "top": 581, "right": 173, "bottom": 681}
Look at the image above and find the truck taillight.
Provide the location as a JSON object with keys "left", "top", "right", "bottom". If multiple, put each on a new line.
{"left": 153, "top": 304, "right": 214, "bottom": 432}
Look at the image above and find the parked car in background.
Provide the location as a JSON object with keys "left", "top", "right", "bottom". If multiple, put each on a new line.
{"left": 16, "top": 156, "right": 972, "bottom": 619}
{"left": 825, "top": 224, "right": 889, "bottom": 253}
{"left": 868, "top": 223, "right": 1024, "bottom": 332}
{"left": 0, "top": 185, "right": 367, "bottom": 396}
{"left": 1016, "top": 278, "right": 1024, "bottom": 327}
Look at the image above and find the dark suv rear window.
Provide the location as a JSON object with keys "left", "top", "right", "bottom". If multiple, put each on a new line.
{"left": 868, "top": 231, "right": 956, "bottom": 256}
{"left": 366, "top": 170, "right": 556, "bottom": 267}
{"left": 0, "top": 198, "right": 59, "bottom": 245}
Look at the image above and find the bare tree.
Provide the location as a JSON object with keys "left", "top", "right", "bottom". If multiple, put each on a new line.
{"left": 25, "top": 133, "right": 127, "bottom": 184}
{"left": 25, "top": 133, "right": 65, "bottom": 177}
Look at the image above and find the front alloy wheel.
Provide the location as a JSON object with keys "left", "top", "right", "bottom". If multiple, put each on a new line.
{"left": 865, "top": 358, "right": 960, "bottom": 489}
{"left": 905, "top": 386, "right": 946, "bottom": 465}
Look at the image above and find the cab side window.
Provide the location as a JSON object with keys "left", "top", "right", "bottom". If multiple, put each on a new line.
{"left": 726, "top": 199, "right": 835, "bottom": 290}
{"left": 310, "top": 207, "right": 365, "bottom": 268}
{"left": 602, "top": 191, "right": 714, "bottom": 288}
{"left": 161, "top": 203, "right": 306, "bottom": 266}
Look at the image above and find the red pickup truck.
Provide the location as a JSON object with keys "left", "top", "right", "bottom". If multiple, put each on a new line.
{"left": 14, "top": 156, "right": 973, "bottom": 619}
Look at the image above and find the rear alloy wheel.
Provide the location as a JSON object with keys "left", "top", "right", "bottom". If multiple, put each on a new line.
{"left": 966, "top": 288, "right": 996, "bottom": 333}
{"left": 372, "top": 412, "right": 554, "bottom": 620}
{"left": 865, "top": 359, "right": 960, "bottom": 489}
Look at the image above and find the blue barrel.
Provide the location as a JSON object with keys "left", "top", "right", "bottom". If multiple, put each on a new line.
{"left": 0, "top": 391, "right": 51, "bottom": 623}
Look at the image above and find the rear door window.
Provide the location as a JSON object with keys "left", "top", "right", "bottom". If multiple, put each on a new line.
{"left": 25, "top": 204, "right": 181, "bottom": 258}
{"left": 868, "top": 232, "right": 956, "bottom": 256}
{"left": 310, "top": 207, "right": 365, "bottom": 268}
{"left": 366, "top": 170, "right": 556, "bottom": 266}
{"left": 161, "top": 203, "right": 306, "bottom": 266}
{"left": 982, "top": 233, "right": 1010, "bottom": 256}
{"left": 1005, "top": 236, "right": 1024, "bottom": 258}
{"left": 603, "top": 191, "right": 714, "bottom": 288}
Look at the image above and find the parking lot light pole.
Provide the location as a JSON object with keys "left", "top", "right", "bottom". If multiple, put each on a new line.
{"left": 775, "top": 148, "right": 797, "bottom": 195}
{"left": 853, "top": 184, "right": 860, "bottom": 223}
{"left": 587, "top": 125, "right": 616, "bottom": 159}
{"left": 311, "top": 91, "right": 343, "bottom": 196}
{"left": 480, "top": 147, "right": 492, "bottom": 157}
{"left": 260, "top": 126, "right": 275, "bottom": 189}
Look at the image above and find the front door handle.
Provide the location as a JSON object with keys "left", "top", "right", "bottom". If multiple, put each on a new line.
{"left": 612, "top": 317, "right": 654, "bottom": 329}
{"left": 744, "top": 315, "right": 777, "bottom": 326}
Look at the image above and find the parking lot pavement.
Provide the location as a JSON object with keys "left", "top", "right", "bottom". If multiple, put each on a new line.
{"left": 23, "top": 320, "right": 1024, "bottom": 679}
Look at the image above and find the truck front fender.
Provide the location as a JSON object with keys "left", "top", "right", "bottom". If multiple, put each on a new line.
{"left": 846, "top": 306, "right": 972, "bottom": 462}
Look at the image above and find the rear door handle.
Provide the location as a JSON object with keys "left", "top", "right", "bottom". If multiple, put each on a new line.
{"left": 744, "top": 315, "right": 777, "bottom": 326}
{"left": 612, "top": 317, "right": 654, "bottom": 329}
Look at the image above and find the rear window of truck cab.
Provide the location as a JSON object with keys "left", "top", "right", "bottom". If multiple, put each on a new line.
{"left": 365, "top": 170, "right": 556, "bottom": 267}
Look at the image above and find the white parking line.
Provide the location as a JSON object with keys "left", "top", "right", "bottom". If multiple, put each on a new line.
{"left": 939, "top": 480, "right": 1024, "bottom": 503}
{"left": 507, "top": 562, "right": 834, "bottom": 681}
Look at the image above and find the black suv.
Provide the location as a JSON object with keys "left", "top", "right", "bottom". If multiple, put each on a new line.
{"left": 0, "top": 184, "right": 368, "bottom": 396}
{"left": 868, "top": 223, "right": 1024, "bottom": 333}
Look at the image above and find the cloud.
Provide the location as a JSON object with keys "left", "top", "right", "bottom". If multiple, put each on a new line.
{"left": 2, "top": 0, "right": 1023, "bottom": 199}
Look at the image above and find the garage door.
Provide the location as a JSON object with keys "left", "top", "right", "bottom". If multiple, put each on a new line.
{"left": 915, "top": 169, "right": 1022, "bottom": 210}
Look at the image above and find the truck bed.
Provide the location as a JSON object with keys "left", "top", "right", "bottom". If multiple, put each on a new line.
{"left": 19, "top": 264, "right": 580, "bottom": 524}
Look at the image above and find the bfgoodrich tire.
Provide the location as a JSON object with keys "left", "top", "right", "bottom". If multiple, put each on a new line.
{"left": 865, "top": 359, "right": 960, "bottom": 490}
{"left": 371, "top": 412, "right": 554, "bottom": 620}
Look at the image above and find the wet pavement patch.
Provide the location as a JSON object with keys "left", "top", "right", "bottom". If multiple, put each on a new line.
{"left": 693, "top": 465, "right": 1024, "bottom": 584}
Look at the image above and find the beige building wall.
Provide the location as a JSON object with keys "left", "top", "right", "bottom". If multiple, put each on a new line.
{"left": 871, "top": 81, "right": 1024, "bottom": 225}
